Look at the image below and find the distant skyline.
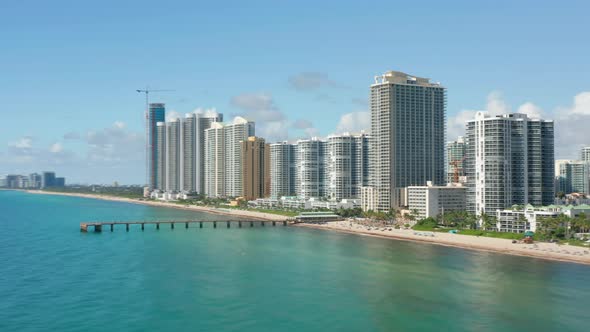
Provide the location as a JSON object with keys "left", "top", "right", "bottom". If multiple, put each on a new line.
{"left": 2, "top": 0, "right": 589, "bottom": 184}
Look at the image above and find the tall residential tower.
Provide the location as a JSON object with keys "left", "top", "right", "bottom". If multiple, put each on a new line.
{"left": 148, "top": 103, "right": 166, "bottom": 189}
{"left": 466, "top": 112, "right": 554, "bottom": 215}
{"left": 363, "top": 71, "right": 446, "bottom": 212}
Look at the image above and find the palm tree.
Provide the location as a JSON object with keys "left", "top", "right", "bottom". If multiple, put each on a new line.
{"left": 480, "top": 212, "right": 495, "bottom": 231}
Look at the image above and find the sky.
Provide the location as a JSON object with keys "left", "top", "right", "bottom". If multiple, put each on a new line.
{"left": 2, "top": 0, "right": 589, "bottom": 184}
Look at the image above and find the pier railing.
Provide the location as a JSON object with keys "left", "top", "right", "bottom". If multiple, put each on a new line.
{"left": 80, "top": 219, "right": 291, "bottom": 232}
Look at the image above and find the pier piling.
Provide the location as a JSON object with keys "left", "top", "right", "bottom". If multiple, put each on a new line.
{"left": 156, "top": 223, "right": 160, "bottom": 230}
{"left": 214, "top": 221, "right": 217, "bottom": 228}
{"left": 95, "top": 225, "right": 102, "bottom": 232}
{"left": 111, "top": 224, "right": 114, "bottom": 232}
{"left": 141, "top": 223, "right": 144, "bottom": 231}
{"left": 171, "top": 223, "right": 174, "bottom": 229}
{"left": 272, "top": 221, "right": 276, "bottom": 226}
{"left": 200, "top": 222, "right": 203, "bottom": 228}
{"left": 239, "top": 221, "right": 242, "bottom": 228}
{"left": 126, "top": 224, "right": 129, "bottom": 232}
{"left": 185, "top": 222, "right": 189, "bottom": 229}
{"left": 250, "top": 221, "right": 254, "bottom": 227}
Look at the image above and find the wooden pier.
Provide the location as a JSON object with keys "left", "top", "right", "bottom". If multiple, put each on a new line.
{"left": 80, "top": 219, "right": 290, "bottom": 232}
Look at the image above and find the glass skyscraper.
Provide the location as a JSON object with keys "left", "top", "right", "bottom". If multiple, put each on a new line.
{"left": 148, "top": 103, "right": 166, "bottom": 189}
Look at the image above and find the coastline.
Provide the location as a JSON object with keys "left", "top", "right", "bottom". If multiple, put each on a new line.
{"left": 295, "top": 221, "right": 590, "bottom": 266}
{"left": 24, "top": 190, "right": 288, "bottom": 222}
{"left": 21, "top": 190, "right": 590, "bottom": 265}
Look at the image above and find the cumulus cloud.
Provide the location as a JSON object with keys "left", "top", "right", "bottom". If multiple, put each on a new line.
{"left": 192, "top": 107, "right": 219, "bottom": 118}
{"left": 447, "top": 91, "right": 511, "bottom": 140}
{"left": 230, "top": 92, "right": 289, "bottom": 141}
{"left": 335, "top": 112, "right": 370, "bottom": 134}
{"left": 85, "top": 121, "right": 143, "bottom": 163}
{"left": 288, "top": 72, "right": 338, "bottom": 92}
{"left": 49, "top": 142, "right": 63, "bottom": 153}
{"left": 553, "top": 91, "right": 590, "bottom": 158}
{"left": 165, "top": 110, "right": 181, "bottom": 122}
{"left": 9, "top": 136, "right": 33, "bottom": 149}
{"left": 517, "top": 102, "right": 545, "bottom": 119}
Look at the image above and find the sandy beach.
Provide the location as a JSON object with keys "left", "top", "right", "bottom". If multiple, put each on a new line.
{"left": 22, "top": 190, "right": 590, "bottom": 265}
{"left": 296, "top": 220, "right": 590, "bottom": 265}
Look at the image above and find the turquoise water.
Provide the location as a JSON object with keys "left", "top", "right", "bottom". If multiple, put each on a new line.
{"left": 1, "top": 190, "right": 589, "bottom": 332}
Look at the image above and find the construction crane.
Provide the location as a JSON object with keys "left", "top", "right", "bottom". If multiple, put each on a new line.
{"left": 136, "top": 88, "right": 173, "bottom": 189}
{"left": 450, "top": 156, "right": 466, "bottom": 184}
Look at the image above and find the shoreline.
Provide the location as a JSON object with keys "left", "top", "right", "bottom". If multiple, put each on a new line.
{"left": 24, "top": 190, "right": 288, "bottom": 222}
{"left": 19, "top": 190, "right": 590, "bottom": 265}
{"left": 295, "top": 221, "right": 590, "bottom": 266}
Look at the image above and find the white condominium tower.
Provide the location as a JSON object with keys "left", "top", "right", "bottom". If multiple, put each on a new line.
{"left": 204, "top": 122, "right": 226, "bottom": 197}
{"left": 196, "top": 112, "right": 223, "bottom": 193}
{"left": 182, "top": 114, "right": 196, "bottom": 192}
{"left": 156, "top": 122, "right": 167, "bottom": 190}
{"left": 466, "top": 112, "right": 554, "bottom": 215}
{"left": 165, "top": 118, "right": 181, "bottom": 192}
{"left": 295, "top": 138, "right": 327, "bottom": 200}
{"left": 365, "top": 71, "right": 446, "bottom": 212}
{"left": 204, "top": 116, "right": 255, "bottom": 197}
{"left": 326, "top": 133, "right": 370, "bottom": 201}
{"left": 182, "top": 112, "right": 223, "bottom": 193}
{"left": 270, "top": 142, "right": 296, "bottom": 198}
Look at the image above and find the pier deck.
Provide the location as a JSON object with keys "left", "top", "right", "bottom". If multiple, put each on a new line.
{"left": 80, "top": 219, "right": 291, "bottom": 232}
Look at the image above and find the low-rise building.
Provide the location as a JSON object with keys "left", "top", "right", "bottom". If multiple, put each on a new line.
{"left": 407, "top": 182, "right": 466, "bottom": 219}
{"left": 495, "top": 204, "right": 590, "bottom": 233}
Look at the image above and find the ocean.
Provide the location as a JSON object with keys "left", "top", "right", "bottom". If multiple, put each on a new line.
{"left": 1, "top": 190, "right": 589, "bottom": 332}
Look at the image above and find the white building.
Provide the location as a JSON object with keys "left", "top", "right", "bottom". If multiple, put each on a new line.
{"left": 466, "top": 112, "right": 555, "bottom": 215}
{"left": 407, "top": 182, "right": 467, "bottom": 219}
{"left": 156, "top": 122, "right": 167, "bottom": 190}
{"left": 270, "top": 142, "right": 296, "bottom": 198}
{"left": 496, "top": 204, "right": 590, "bottom": 233}
{"left": 204, "top": 117, "right": 255, "bottom": 198}
{"left": 326, "top": 133, "right": 370, "bottom": 201}
{"left": 295, "top": 138, "right": 327, "bottom": 200}
{"left": 165, "top": 118, "right": 181, "bottom": 192}
{"left": 364, "top": 70, "right": 446, "bottom": 212}
{"left": 582, "top": 146, "right": 590, "bottom": 163}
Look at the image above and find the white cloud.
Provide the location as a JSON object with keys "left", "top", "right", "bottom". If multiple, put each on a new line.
{"left": 113, "top": 121, "right": 125, "bottom": 129}
{"left": 165, "top": 110, "right": 181, "bottom": 122}
{"left": 517, "top": 102, "right": 544, "bottom": 119}
{"left": 192, "top": 107, "right": 219, "bottom": 118}
{"left": 561, "top": 91, "right": 590, "bottom": 116}
{"left": 49, "top": 142, "right": 63, "bottom": 153}
{"left": 335, "top": 111, "right": 370, "bottom": 134}
{"left": 447, "top": 91, "right": 511, "bottom": 140}
{"left": 230, "top": 92, "right": 289, "bottom": 141}
{"left": 9, "top": 136, "right": 33, "bottom": 149}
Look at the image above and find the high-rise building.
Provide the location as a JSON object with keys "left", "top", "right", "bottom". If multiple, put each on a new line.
{"left": 446, "top": 136, "right": 466, "bottom": 184}
{"left": 466, "top": 112, "right": 554, "bottom": 215}
{"left": 165, "top": 118, "right": 181, "bottom": 192}
{"left": 204, "top": 117, "right": 255, "bottom": 198}
{"left": 195, "top": 113, "right": 223, "bottom": 194}
{"left": 582, "top": 146, "right": 590, "bottom": 163}
{"left": 326, "top": 133, "right": 370, "bottom": 201}
{"left": 41, "top": 171, "right": 56, "bottom": 188}
{"left": 241, "top": 136, "right": 270, "bottom": 200}
{"left": 156, "top": 122, "right": 167, "bottom": 190}
{"left": 295, "top": 138, "right": 327, "bottom": 200}
{"left": 148, "top": 103, "right": 166, "bottom": 189}
{"left": 270, "top": 142, "right": 297, "bottom": 198}
{"left": 555, "top": 160, "right": 590, "bottom": 195}
{"left": 224, "top": 117, "right": 255, "bottom": 197}
{"left": 204, "top": 122, "right": 226, "bottom": 197}
{"left": 363, "top": 71, "right": 446, "bottom": 212}
{"left": 182, "top": 114, "right": 197, "bottom": 192}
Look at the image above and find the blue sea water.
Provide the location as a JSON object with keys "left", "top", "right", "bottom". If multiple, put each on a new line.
{"left": 0, "top": 190, "right": 589, "bottom": 332}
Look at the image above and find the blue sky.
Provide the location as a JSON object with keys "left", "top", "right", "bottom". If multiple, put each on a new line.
{"left": 2, "top": 0, "right": 589, "bottom": 184}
